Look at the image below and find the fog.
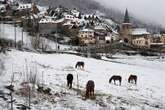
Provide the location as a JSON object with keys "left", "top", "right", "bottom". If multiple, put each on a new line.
{"left": 94, "top": 0, "right": 165, "bottom": 28}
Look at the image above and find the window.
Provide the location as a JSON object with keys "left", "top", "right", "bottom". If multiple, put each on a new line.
{"left": 89, "top": 35, "right": 93, "bottom": 37}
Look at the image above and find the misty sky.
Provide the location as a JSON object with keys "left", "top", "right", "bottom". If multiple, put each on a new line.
{"left": 94, "top": 0, "right": 165, "bottom": 28}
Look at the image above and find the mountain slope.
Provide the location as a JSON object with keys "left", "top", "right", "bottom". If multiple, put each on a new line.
{"left": 20, "top": 0, "right": 164, "bottom": 33}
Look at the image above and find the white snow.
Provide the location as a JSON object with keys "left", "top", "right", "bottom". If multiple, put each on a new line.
{"left": 0, "top": 50, "right": 165, "bottom": 110}
{"left": 0, "top": 23, "right": 32, "bottom": 47}
{"left": 132, "top": 28, "right": 150, "bottom": 35}
{"left": 80, "top": 28, "right": 94, "bottom": 32}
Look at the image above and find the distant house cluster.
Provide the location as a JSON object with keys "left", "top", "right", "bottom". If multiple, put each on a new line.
{"left": 119, "top": 9, "right": 165, "bottom": 49}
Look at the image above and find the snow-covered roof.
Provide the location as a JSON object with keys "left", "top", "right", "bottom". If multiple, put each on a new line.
{"left": 17, "top": 3, "right": 32, "bottom": 10}
{"left": 71, "top": 9, "right": 80, "bottom": 17}
{"left": 0, "top": 4, "right": 5, "bottom": 8}
{"left": 94, "top": 25, "right": 106, "bottom": 30}
{"left": 37, "top": 5, "right": 47, "bottom": 12}
{"left": 105, "top": 36, "right": 111, "bottom": 41}
{"left": 131, "top": 28, "right": 150, "bottom": 35}
{"left": 104, "top": 19, "right": 115, "bottom": 26}
{"left": 152, "top": 34, "right": 162, "bottom": 37}
{"left": 83, "top": 14, "right": 97, "bottom": 19}
{"left": 39, "top": 18, "right": 64, "bottom": 24}
{"left": 63, "top": 21, "right": 73, "bottom": 26}
{"left": 64, "top": 14, "right": 75, "bottom": 19}
{"left": 80, "top": 28, "right": 94, "bottom": 32}
{"left": 133, "top": 37, "right": 146, "bottom": 40}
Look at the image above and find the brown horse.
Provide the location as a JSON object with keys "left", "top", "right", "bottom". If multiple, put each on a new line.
{"left": 128, "top": 75, "right": 137, "bottom": 84}
{"left": 75, "top": 61, "right": 84, "bottom": 69}
{"left": 109, "top": 75, "right": 122, "bottom": 85}
{"left": 67, "top": 74, "right": 73, "bottom": 89}
{"left": 85, "top": 80, "right": 95, "bottom": 99}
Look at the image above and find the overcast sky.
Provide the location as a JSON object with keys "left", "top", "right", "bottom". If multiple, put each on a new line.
{"left": 94, "top": 0, "right": 165, "bottom": 28}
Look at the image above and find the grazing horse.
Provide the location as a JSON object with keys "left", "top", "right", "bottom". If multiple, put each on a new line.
{"left": 109, "top": 75, "right": 122, "bottom": 85}
{"left": 75, "top": 61, "right": 84, "bottom": 69}
{"left": 67, "top": 74, "right": 73, "bottom": 89}
{"left": 85, "top": 80, "right": 95, "bottom": 99}
{"left": 128, "top": 75, "right": 137, "bottom": 84}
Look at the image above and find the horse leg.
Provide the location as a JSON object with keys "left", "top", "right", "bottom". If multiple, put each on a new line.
{"left": 85, "top": 91, "right": 89, "bottom": 99}
{"left": 70, "top": 82, "right": 72, "bottom": 89}
{"left": 92, "top": 90, "right": 94, "bottom": 98}
{"left": 114, "top": 80, "right": 116, "bottom": 85}
{"left": 135, "top": 79, "right": 137, "bottom": 85}
{"left": 67, "top": 80, "right": 69, "bottom": 87}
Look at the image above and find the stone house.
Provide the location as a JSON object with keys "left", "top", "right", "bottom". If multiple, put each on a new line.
{"left": 78, "top": 28, "right": 95, "bottom": 45}
{"left": 39, "top": 17, "right": 65, "bottom": 36}
{"left": 94, "top": 25, "right": 114, "bottom": 44}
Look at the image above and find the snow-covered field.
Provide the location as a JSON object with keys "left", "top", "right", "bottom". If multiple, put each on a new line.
{"left": 0, "top": 23, "right": 72, "bottom": 51}
{"left": 0, "top": 50, "right": 165, "bottom": 110}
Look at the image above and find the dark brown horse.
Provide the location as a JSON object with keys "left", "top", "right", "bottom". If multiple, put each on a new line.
{"left": 67, "top": 74, "right": 73, "bottom": 89}
{"left": 75, "top": 61, "right": 85, "bottom": 69}
{"left": 85, "top": 80, "right": 95, "bottom": 99}
{"left": 128, "top": 75, "right": 137, "bottom": 84}
{"left": 109, "top": 75, "right": 122, "bottom": 85}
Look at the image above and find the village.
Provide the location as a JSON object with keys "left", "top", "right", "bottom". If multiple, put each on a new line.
{"left": 1, "top": 0, "right": 165, "bottom": 110}
{"left": 0, "top": 0, "right": 165, "bottom": 56}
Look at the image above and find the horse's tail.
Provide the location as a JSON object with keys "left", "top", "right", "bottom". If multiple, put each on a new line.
{"left": 120, "top": 77, "right": 122, "bottom": 84}
{"left": 109, "top": 78, "right": 112, "bottom": 83}
{"left": 128, "top": 78, "right": 130, "bottom": 83}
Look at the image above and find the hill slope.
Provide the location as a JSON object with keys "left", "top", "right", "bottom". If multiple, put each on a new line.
{"left": 26, "top": 0, "right": 165, "bottom": 33}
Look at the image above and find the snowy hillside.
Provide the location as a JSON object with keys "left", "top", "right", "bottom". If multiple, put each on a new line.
{"left": 0, "top": 50, "right": 165, "bottom": 110}
{"left": 0, "top": 24, "right": 71, "bottom": 51}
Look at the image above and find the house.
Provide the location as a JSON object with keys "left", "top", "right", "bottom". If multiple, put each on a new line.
{"left": 160, "top": 34, "right": 165, "bottom": 44}
{"left": 0, "top": 4, "right": 6, "bottom": 14}
{"left": 105, "top": 32, "right": 112, "bottom": 43}
{"left": 0, "top": 0, "right": 6, "bottom": 4}
{"left": 149, "top": 34, "right": 165, "bottom": 49}
{"left": 13, "top": 3, "right": 39, "bottom": 18}
{"left": 16, "top": 3, "right": 32, "bottom": 11}
{"left": 64, "top": 14, "right": 75, "bottom": 21}
{"left": 39, "top": 17, "right": 65, "bottom": 36}
{"left": 78, "top": 28, "right": 95, "bottom": 45}
{"left": 94, "top": 25, "right": 107, "bottom": 44}
{"left": 132, "top": 37, "right": 150, "bottom": 48}
{"left": 71, "top": 9, "right": 80, "bottom": 18}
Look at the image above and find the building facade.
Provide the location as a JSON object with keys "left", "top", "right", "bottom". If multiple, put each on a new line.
{"left": 78, "top": 28, "right": 95, "bottom": 45}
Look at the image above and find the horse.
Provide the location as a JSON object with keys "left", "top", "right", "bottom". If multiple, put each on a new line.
{"left": 85, "top": 80, "right": 95, "bottom": 99}
{"left": 75, "top": 61, "right": 84, "bottom": 69}
{"left": 109, "top": 75, "right": 122, "bottom": 85}
{"left": 67, "top": 74, "right": 73, "bottom": 89}
{"left": 128, "top": 75, "right": 137, "bottom": 84}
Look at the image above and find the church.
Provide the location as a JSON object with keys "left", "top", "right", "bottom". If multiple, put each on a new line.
{"left": 119, "top": 9, "right": 151, "bottom": 48}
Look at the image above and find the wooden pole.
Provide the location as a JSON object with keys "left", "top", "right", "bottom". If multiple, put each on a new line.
{"left": 77, "top": 73, "right": 79, "bottom": 95}
{"left": 14, "top": 21, "right": 16, "bottom": 48}
{"left": 22, "top": 28, "right": 23, "bottom": 47}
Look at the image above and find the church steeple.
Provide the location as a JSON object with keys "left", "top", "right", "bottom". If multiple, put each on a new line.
{"left": 123, "top": 9, "right": 130, "bottom": 23}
